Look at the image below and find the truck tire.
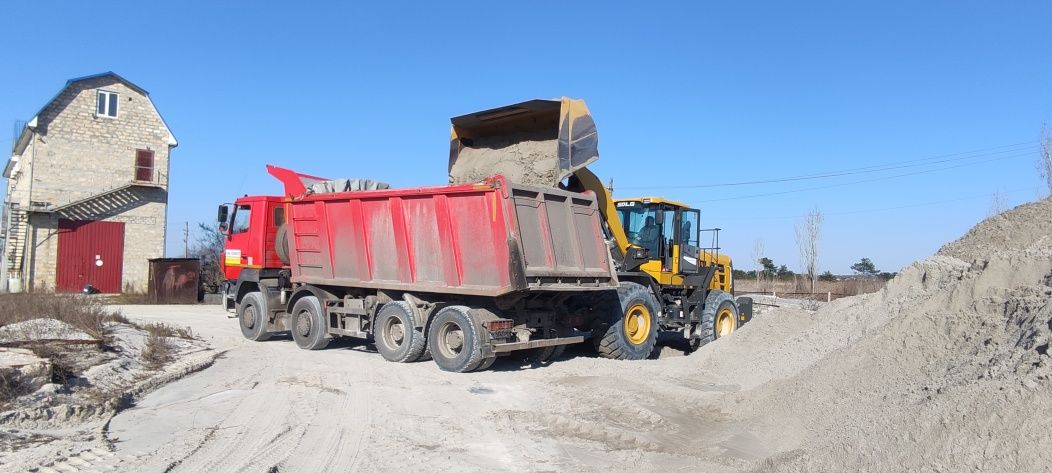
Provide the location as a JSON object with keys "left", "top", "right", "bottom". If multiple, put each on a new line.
{"left": 476, "top": 355, "right": 498, "bottom": 371}
{"left": 692, "top": 290, "right": 738, "bottom": 350}
{"left": 427, "top": 305, "right": 485, "bottom": 373}
{"left": 592, "top": 282, "right": 659, "bottom": 360}
{"left": 535, "top": 344, "right": 567, "bottom": 362}
{"left": 275, "top": 224, "right": 290, "bottom": 265}
{"left": 290, "top": 295, "right": 331, "bottom": 350}
{"left": 374, "top": 301, "right": 428, "bottom": 363}
{"left": 530, "top": 327, "right": 569, "bottom": 362}
{"left": 238, "top": 292, "right": 272, "bottom": 341}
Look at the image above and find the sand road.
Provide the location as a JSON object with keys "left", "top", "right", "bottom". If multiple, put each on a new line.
{"left": 41, "top": 304, "right": 738, "bottom": 473}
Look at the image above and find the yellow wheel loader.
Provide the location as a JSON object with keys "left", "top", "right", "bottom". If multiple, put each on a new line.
{"left": 448, "top": 98, "right": 753, "bottom": 359}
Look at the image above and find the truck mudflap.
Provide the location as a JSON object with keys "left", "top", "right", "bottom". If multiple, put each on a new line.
{"left": 491, "top": 336, "right": 585, "bottom": 353}
{"left": 736, "top": 296, "right": 754, "bottom": 326}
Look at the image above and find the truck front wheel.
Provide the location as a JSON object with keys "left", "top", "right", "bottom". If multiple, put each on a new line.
{"left": 593, "top": 282, "right": 659, "bottom": 360}
{"left": 374, "top": 301, "right": 428, "bottom": 363}
{"left": 427, "top": 306, "right": 485, "bottom": 373}
{"left": 290, "top": 295, "right": 331, "bottom": 350}
{"left": 238, "top": 292, "right": 272, "bottom": 342}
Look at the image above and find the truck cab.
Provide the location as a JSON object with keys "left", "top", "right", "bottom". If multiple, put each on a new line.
{"left": 217, "top": 196, "right": 287, "bottom": 309}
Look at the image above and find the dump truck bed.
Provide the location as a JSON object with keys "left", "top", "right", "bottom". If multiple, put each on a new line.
{"left": 286, "top": 176, "right": 616, "bottom": 297}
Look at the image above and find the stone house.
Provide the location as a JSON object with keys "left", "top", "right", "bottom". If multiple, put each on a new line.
{"left": 2, "top": 72, "right": 177, "bottom": 293}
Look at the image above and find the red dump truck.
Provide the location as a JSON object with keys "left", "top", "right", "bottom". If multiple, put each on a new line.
{"left": 218, "top": 166, "right": 618, "bottom": 372}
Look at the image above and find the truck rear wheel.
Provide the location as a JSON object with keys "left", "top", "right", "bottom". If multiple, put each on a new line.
{"left": 290, "top": 295, "right": 331, "bottom": 350}
{"left": 238, "top": 292, "right": 272, "bottom": 341}
{"left": 476, "top": 356, "right": 497, "bottom": 371}
{"left": 530, "top": 327, "right": 569, "bottom": 362}
{"left": 374, "top": 301, "right": 428, "bottom": 363}
{"left": 592, "top": 282, "right": 659, "bottom": 360}
{"left": 427, "top": 306, "right": 485, "bottom": 373}
{"left": 692, "top": 290, "right": 738, "bottom": 350}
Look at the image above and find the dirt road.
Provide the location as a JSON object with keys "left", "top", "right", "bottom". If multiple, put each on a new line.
{"left": 33, "top": 304, "right": 739, "bottom": 473}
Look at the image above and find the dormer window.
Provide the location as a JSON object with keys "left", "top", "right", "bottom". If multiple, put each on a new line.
{"left": 96, "top": 90, "right": 118, "bottom": 118}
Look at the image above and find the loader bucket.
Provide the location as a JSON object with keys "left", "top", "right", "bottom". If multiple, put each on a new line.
{"left": 448, "top": 98, "right": 598, "bottom": 187}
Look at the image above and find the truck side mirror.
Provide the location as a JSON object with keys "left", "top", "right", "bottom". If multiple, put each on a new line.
{"left": 217, "top": 204, "right": 229, "bottom": 224}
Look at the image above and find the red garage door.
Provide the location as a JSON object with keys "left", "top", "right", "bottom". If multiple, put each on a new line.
{"left": 56, "top": 220, "right": 125, "bottom": 293}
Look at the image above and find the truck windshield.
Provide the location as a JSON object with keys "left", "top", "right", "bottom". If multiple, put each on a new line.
{"left": 232, "top": 205, "right": 251, "bottom": 234}
{"left": 617, "top": 204, "right": 660, "bottom": 255}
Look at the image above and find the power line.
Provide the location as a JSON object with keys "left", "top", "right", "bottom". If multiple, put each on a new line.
{"left": 719, "top": 187, "right": 1037, "bottom": 221}
{"left": 692, "top": 150, "right": 1032, "bottom": 203}
{"left": 618, "top": 141, "right": 1038, "bottom": 190}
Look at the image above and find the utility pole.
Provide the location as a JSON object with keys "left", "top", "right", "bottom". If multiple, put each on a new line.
{"left": 183, "top": 222, "right": 189, "bottom": 257}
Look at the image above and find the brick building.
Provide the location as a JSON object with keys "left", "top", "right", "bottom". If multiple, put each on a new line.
{"left": 2, "top": 72, "right": 177, "bottom": 293}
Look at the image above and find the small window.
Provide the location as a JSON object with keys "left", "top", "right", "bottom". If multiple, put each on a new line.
{"left": 135, "top": 149, "right": 154, "bottom": 181}
{"left": 96, "top": 90, "right": 118, "bottom": 118}
{"left": 232, "top": 205, "right": 252, "bottom": 234}
{"left": 273, "top": 207, "right": 285, "bottom": 227}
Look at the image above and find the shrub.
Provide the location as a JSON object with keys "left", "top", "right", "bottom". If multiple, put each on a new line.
{"left": 141, "top": 332, "right": 173, "bottom": 369}
{"left": 0, "top": 293, "right": 128, "bottom": 342}
{"left": 141, "top": 322, "right": 195, "bottom": 340}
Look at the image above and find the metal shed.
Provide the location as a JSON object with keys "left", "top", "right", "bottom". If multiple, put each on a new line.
{"left": 147, "top": 258, "right": 201, "bottom": 304}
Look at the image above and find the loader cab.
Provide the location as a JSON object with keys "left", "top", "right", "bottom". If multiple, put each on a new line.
{"left": 614, "top": 197, "right": 731, "bottom": 292}
{"left": 217, "top": 196, "right": 288, "bottom": 281}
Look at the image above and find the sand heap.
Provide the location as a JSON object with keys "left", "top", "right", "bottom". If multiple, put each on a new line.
{"left": 719, "top": 197, "right": 1052, "bottom": 471}
{"left": 449, "top": 131, "right": 562, "bottom": 186}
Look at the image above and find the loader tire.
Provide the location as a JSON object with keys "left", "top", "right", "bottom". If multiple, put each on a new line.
{"left": 290, "top": 295, "right": 331, "bottom": 350}
{"left": 428, "top": 306, "right": 485, "bottom": 373}
{"left": 238, "top": 292, "right": 272, "bottom": 341}
{"left": 374, "top": 301, "right": 428, "bottom": 363}
{"left": 275, "top": 224, "right": 290, "bottom": 265}
{"left": 592, "top": 282, "right": 659, "bottom": 360}
{"left": 692, "top": 290, "right": 738, "bottom": 350}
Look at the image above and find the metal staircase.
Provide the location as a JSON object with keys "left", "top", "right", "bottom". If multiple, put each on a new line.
{"left": 49, "top": 182, "right": 163, "bottom": 220}
{"left": 3, "top": 205, "right": 28, "bottom": 278}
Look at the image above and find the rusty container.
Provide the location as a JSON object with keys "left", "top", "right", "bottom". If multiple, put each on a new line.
{"left": 148, "top": 258, "right": 201, "bottom": 304}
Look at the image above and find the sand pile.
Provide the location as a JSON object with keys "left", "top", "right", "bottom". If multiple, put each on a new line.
{"left": 714, "top": 197, "right": 1052, "bottom": 471}
{"left": 484, "top": 197, "right": 1050, "bottom": 471}
{"left": 0, "top": 318, "right": 97, "bottom": 344}
{"left": 449, "top": 131, "right": 562, "bottom": 186}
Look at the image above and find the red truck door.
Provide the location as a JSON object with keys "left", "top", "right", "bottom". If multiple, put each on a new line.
{"left": 223, "top": 203, "right": 258, "bottom": 280}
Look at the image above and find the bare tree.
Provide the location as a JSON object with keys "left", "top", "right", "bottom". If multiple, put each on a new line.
{"left": 1041, "top": 124, "right": 1052, "bottom": 195}
{"left": 751, "top": 239, "right": 766, "bottom": 290}
{"left": 190, "top": 222, "right": 226, "bottom": 293}
{"left": 795, "top": 208, "right": 823, "bottom": 293}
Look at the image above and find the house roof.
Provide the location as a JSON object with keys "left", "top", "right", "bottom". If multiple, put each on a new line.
{"left": 6, "top": 72, "right": 177, "bottom": 177}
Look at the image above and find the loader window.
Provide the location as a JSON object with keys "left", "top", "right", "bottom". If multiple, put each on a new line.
{"left": 231, "top": 205, "right": 251, "bottom": 234}
{"left": 617, "top": 204, "right": 660, "bottom": 257}
{"left": 679, "top": 211, "right": 699, "bottom": 248}
{"left": 679, "top": 210, "right": 701, "bottom": 273}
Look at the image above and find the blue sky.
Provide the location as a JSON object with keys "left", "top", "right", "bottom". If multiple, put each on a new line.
{"left": 2, "top": 1, "right": 1049, "bottom": 274}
